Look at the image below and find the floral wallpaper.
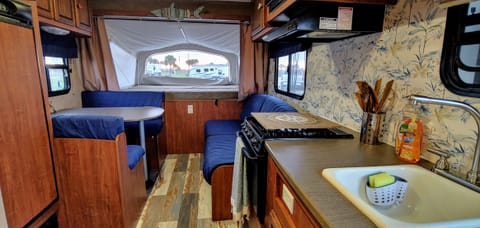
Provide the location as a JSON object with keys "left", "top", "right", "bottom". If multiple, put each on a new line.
{"left": 269, "top": 0, "right": 480, "bottom": 176}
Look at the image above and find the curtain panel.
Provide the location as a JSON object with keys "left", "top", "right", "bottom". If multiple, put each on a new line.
{"left": 78, "top": 17, "right": 119, "bottom": 91}
{"left": 238, "top": 24, "right": 268, "bottom": 100}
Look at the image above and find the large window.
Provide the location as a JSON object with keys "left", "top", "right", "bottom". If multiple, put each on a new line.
{"left": 441, "top": 1, "right": 480, "bottom": 97}
{"left": 273, "top": 47, "right": 307, "bottom": 99}
{"left": 44, "top": 56, "right": 70, "bottom": 97}
{"left": 104, "top": 19, "right": 240, "bottom": 88}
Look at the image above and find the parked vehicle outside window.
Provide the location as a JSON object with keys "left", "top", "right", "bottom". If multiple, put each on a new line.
{"left": 143, "top": 50, "right": 230, "bottom": 81}
{"left": 274, "top": 50, "right": 307, "bottom": 99}
{"left": 44, "top": 56, "right": 71, "bottom": 97}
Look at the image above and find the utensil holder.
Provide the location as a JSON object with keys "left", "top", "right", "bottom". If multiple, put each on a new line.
{"left": 360, "top": 112, "right": 385, "bottom": 145}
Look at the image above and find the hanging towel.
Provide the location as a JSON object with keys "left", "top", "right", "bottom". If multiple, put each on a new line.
{"left": 231, "top": 136, "right": 250, "bottom": 223}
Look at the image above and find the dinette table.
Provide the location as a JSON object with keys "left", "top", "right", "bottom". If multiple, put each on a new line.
{"left": 53, "top": 106, "right": 165, "bottom": 180}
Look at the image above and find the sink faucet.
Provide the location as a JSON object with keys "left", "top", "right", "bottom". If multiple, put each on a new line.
{"left": 408, "top": 95, "right": 480, "bottom": 191}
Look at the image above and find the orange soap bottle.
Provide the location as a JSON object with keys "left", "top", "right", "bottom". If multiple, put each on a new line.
{"left": 395, "top": 105, "right": 423, "bottom": 163}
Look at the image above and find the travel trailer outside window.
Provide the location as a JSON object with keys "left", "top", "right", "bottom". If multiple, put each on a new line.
{"left": 441, "top": 1, "right": 480, "bottom": 97}
{"left": 143, "top": 50, "right": 229, "bottom": 81}
{"left": 44, "top": 56, "right": 71, "bottom": 97}
{"left": 274, "top": 50, "right": 307, "bottom": 99}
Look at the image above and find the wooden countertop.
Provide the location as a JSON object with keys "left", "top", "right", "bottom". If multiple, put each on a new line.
{"left": 265, "top": 135, "right": 410, "bottom": 227}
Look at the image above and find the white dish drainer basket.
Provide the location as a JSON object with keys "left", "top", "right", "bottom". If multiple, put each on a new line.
{"left": 365, "top": 175, "right": 408, "bottom": 207}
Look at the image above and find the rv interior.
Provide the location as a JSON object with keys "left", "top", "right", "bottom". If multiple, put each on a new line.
{"left": 1, "top": 0, "right": 480, "bottom": 227}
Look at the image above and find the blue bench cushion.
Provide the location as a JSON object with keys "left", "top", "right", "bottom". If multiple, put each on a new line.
{"left": 259, "top": 95, "right": 297, "bottom": 112}
{"left": 52, "top": 115, "right": 124, "bottom": 140}
{"left": 127, "top": 145, "right": 145, "bottom": 170}
{"left": 82, "top": 91, "right": 165, "bottom": 135}
{"left": 204, "top": 120, "right": 242, "bottom": 137}
{"left": 202, "top": 134, "right": 237, "bottom": 184}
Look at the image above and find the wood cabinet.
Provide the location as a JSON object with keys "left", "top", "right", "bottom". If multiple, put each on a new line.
{"left": 0, "top": 2, "right": 57, "bottom": 227}
{"left": 37, "top": 0, "right": 92, "bottom": 36}
{"left": 37, "top": 0, "right": 55, "bottom": 19}
{"left": 74, "top": 0, "right": 91, "bottom": 31}
{"left": 265, "top": 156, "right": 321, "bottom": 228}
{"left": 251, "top": 0, "right": 273, "bottom": 41}
{"left": 164, "top": 100, "right": 242, "bottom": 154}
{"left": 54, "top": 0, "right": 75, "bottom": 26}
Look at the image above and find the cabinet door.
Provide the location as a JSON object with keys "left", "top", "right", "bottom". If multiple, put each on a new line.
{"left": 54, "top": 0, "right": 75, "bottom": 26}
{"left": 251, "top": 0, "right": 265, "bottom": 36}
{"left": 37, "top": 0, "right": 54, "bottom": 19}
{"left": 74, "top": 0, "right": 91, "bottom": 31}
{"left": 0, "top": 22, "right": 57, "bottom": 227}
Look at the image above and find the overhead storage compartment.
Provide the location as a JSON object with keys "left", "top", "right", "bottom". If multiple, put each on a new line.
{"left": 260, "top": 0, "right": 397, "bottom": 42}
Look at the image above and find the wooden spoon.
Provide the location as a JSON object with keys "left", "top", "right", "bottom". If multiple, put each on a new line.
{"left": 376, "top": 80, "right": 394, "bottom": 113}
{"left": 374, "top": 79, "right": 382, "bottom": 99}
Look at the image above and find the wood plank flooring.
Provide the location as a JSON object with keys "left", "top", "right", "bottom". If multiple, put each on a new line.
{"left": 136, "top": 153, "right": 260, "bottom": 228}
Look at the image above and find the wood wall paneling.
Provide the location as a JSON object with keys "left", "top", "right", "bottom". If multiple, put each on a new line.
{"left": 164, "top": 100, "right": 242, "bottom": 154}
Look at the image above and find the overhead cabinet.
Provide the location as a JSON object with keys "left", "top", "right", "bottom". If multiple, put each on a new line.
{"left": 251, "top": 0, "right": 273, "bottom": 40}
{"left": 266, "top": 0, "right": 397, "bottom": 22}
{"left": 253, "top": 0, "right": 397, "bottom": 41}
{"left": 36, "top": 0, "right": 92, "bottom": 36}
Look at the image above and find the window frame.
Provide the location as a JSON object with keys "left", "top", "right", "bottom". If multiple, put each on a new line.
{"left": 273, "top": 50, "right": 307, "bottom": 100}
{"left": 440, "top": 3, "right": 480, "bottom": 97}
{"left": 44, "top": 57, "right": 71, "bottom": 97}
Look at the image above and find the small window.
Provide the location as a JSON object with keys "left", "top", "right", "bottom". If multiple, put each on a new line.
{"left": 441, "top": 1, "right": 480, "bottom": 97}
{"left": 274, "top": 50, "right": 307, "bottom": 99}
{"left": 44, "top": 56, "right": 70, "bottom": 97}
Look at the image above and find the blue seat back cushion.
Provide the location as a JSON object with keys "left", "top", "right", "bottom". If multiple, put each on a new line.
{"left": 259, "top": 95, "right": 297, "bottom": 112}
{"left": 204, "top": 120, "right": 242, "bottom": 137}
{"left": 239, "top": 94, "right": 297, "bottom": 120}
{"left": 52, "top": 115, "right": 124, "bottom": 140}
{"left": 239, "top": 94, "right": 267, "bottom": 121}
{"left": 82, "top": 91, "right": 165, "bottom": 108}
{"left": 127, "top": 145, "right": 145, "bottom": 170}
{"left": 202, "top": 135, "right": 237, "bottom": 184}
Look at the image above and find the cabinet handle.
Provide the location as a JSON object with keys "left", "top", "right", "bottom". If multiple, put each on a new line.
{"left": 77, "top": 3, "right": 84, "bottom": 9}
{"left": 257, "top": 3, "right": 263, "bottom": 10}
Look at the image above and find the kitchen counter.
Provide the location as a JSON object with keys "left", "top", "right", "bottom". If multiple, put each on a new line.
{"left": 265, "top": 136, "right": 411, "bottom": 227}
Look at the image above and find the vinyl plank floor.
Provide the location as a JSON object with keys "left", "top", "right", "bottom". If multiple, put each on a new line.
{"left": 136, "top": 153, "right": 260, "bottom": 228}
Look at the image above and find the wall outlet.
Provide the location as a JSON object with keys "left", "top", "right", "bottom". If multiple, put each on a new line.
{"left": 187, "top": 104, "right": 194, "bottom": 114}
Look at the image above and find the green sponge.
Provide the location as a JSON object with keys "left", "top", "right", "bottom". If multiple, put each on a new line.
{"left": 368, "top": 172, "right": 395, "bottom": 188}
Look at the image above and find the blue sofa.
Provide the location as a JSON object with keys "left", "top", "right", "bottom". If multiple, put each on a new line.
{"left": 202, "top": 94, "right": 297, "bottom": 221}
